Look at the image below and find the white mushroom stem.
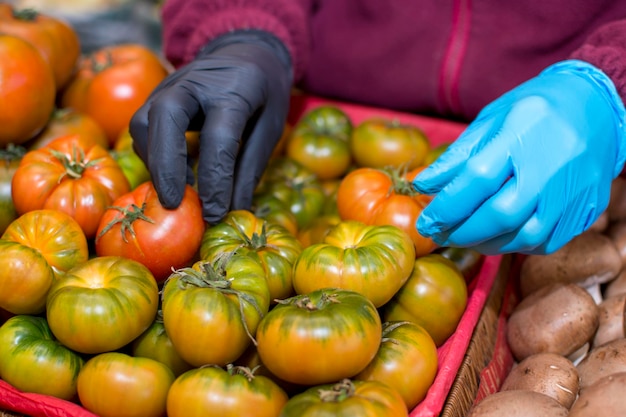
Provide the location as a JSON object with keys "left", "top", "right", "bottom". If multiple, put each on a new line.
{"left": 582, "top": 282, "right": 604, "bottom": 304}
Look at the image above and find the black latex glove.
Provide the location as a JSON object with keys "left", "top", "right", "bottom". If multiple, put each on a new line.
{"left": 129, "top": 30, "right": 293, "bottom": 224}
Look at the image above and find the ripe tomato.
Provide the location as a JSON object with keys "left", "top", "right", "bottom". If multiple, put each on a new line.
{"left": 255, "top": 157, "right": 326, "bottom": 229}
{"left": 167, "top": 365, "right": 289, "bottom": 417}
{"left": 0, "top": 240, "right": 54, "bottom": 314}
{"left": 252, "top": 193, "right": 299, "bottom": 236}
{"left": 0, "top": 34, "right": 55, "bottom": 146}
{"left": 296, "top": 213, "right": 341, "bottom": 248}
{"left": 95, "top": 181, "right": 205, "bottom": 283}
{"left": 0, "top": 4, "right": 80, "bottom": 90}
{"left": 286, "top": 105, "right": 353, "bottom": 180}
{"left": 0, "top": 145, "right": 25, "bottom": 234}
{"left": 28, "top": 108, "right": 110, "bottom": 150}
{"left": 110, "top": 129, "right": 151, "bottom": 190}
{"left": 280, "top": 378, "right": 408, "bottom": 417}
{"left": 77, "top": 352, "right": 174, "bottom": 417}
{"left": 46, "top": 256, "right": 159, "bottom": 354}
{"left": 161, "top": 254, "right": 271, "bottom": 367}
{"left": 132, "top": 314, "right": 193, "bottom": 377}
{"left": 351, "top": 117, "right": 431, "bottom": 170}
{"left": 2, "top": 209, "right": 89, "bottom": 277}
{"left": 0, "top": 315, "right": 84, "bottom": 400}
{"left": 336, "top": 166, "right": 438, "bottom": 256}
{"left": 61, "top": 43, "right": 169, "bottom": 145}
{"left": 200, "top": 209, "right": 302, "bottom": 300}
{"left": 256, "top": 288, "right": 382, "bottom": 385}
{"left": 355, "top": 321, "right": 438, "bottom": 409}
{"left": 383, "top": 254, "right": 468, "bottom": 346}
{"left": 11, "top": 134, "right": 130, "bottom": 238}
{"left": 292, "top": 220, "right": 415, "bottom": 307}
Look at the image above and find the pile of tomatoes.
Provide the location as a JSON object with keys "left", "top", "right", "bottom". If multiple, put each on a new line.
{"left": 0, "top": 5, "right": 484, "bottom": 417}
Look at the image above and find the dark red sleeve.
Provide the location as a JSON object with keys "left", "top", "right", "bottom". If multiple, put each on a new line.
{"left": 160, "top": 0, "right": 312, "bottom": 80}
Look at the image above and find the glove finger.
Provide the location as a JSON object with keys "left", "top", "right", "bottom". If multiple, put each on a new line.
{"left": 413, "top": 116, "right": 499, "bottom": 194}
{"left": 144, "top": 87, "right": 199, "bottom": 209}
{"left": 417, "top": 131, "right": 514, "bottom": 237}
{"left": 196, "top": 106, "right": 250, "bottom": 224}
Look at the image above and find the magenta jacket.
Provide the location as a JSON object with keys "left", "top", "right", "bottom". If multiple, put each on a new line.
{"left": 161, "top": 0, "right": 626, "bottom": 122}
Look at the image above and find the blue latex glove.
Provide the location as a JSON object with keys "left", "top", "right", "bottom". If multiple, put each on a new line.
{"left": 414, "top": 60, "right": 626, "bottom": 255}
{"left": 130, "top": 30, "right": 292, "bottom": 224}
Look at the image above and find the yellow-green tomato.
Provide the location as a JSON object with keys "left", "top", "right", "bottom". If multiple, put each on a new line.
{"left": 46, "top": 256, "right": 159, "bottom": 354}
{"left": 77, "top": 352, "right": 174, "bottom": 417}
{"left": 167, "top": 365, "right": 288, "bottom": 417}
{"left": 383, "top": 254, "right": 468, "bottom": 346}
{"left": 0, "top": 315, "right": 84, "bottom": 400}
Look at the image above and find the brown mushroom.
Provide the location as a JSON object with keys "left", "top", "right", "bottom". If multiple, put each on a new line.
{"left": 500, "top": 352, "right": 579, "bottom": 409}
{"left": 588, "top": 210, "right": 609, "bottom": 233}
{"left": 466, "top": 390, "right": 568, "bottom": 417}
{"left": 604, "top": 268, "right": 626, "bottom": 299}
{"left": 605, "top": 220, "right": 626, "bottom": 266}
{"left": 593, "top": 294, "right": 626, "bottom": 347}
{"left": 569, "top": 372, "right": 626, "bottom": 417}
{"left": 576, "top": 337, "right": 626, "bottom": 390}
{"left": 519, "top": 230, "right": 622, "bottom": 302}
{"left": 608, "top": 176, "right": 626, "bottom": 222}
{"left": 506, "top": 283, "right": 599, "bottom": 362}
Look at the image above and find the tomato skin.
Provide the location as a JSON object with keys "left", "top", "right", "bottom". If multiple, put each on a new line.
{"left": 336, "top": 166, "right": 438, "bottom": 256}
{"left": 296, "top": 213, "right": 341, "bottom": 248}
{"left": 256, "top": 289, "right": 382, "bottom": 386}
{"left": 252, "top": 193, "right": 299, "bottom": 237}
{"left": 0, "top": 240, "right": 54, "bottom": 314}
{"left": 111, "top": 129, "right": 151, "bottom": 190}
{"left": 255, "top": 157, "right": 326, "bottom": 229}
{"left": 0, "top": 5, "right": 80, "bottom": 90}
{"left": 77, "top": 352, "right": 175, "bottom": 417}
{"left": 0, "top": 315, "right": 84, "bottom": 400}
{"left": 200, "top": 209, "right": 302, "bottom": 301}
{"left": 61, "top": 44, "right": 169, "bottom": 145}
{"left": 351, "top": 118, "right": 430, "bottom": 170}
{"left": 11, "top": 134, "right": 131, "bottom": 238}
{"left": 2, "top": 209, "right": 88, "bottom": 277}
{"left": 46, "top": 256, "right": 159, "bottom": 354}
{"left": 95, "top": 181, "right": 205, "bottom": 283}
{"left": 383, "top": 254, "right": 468, "bottom": 346}
{"left": 0, "top": 34, "right": 55, "bottom": 146}
{"left": 161, "top": 254, "right": 271, "bottom": 367}
{"left": 167, "top": 365, "right": 289, "bottom": 417}
{"left": 28, "top": 108, "right": 110, "bottom": 150}
{"left": 292, "top": 220, "right": 415, "bottom": 307}
{"left": 280, "top": 379, "right": 408, "bottom": 417}
{"left": 132, "top": 315, "right": 193, "bottom": 377}
{"left": 287, "top": 106, "right": 353, "bottom": 180}
{"left": 355, "top": 321, "right": 438, "bottom": 409}
{"left": 0, "top": 145, "right": 25, "bottom": 234}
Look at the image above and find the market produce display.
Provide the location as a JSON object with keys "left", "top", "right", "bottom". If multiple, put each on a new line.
{"left": 0, "top": 6, "right": 504, "bottom": 417}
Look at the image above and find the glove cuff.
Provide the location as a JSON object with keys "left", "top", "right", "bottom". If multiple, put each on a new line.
{"left": 542, "top": 60, "right": 626, "bottom": 178}
{"left": 197, "top": 29, "right": 293, "bottom": 80}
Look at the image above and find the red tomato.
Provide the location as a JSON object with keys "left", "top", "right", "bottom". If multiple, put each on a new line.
{"left": 280, "top": 378, "right": 408, "bottom": 417}
{"left": 166, "top": 365, "right": 289, "bottom": 417}
{"left": 383, "top": 254, "right": 468, "bottom": 346}
{"left": 0, "top": 34, "right": 55, "bottom": 145}
{"left": 336, "top": 166, "right": 438, "bottom": 256}
{"left": 2, "top": 209, "right": 89, "bottom": 277}
{"left": 61, "top": 43, "right": 169, "bottom": 145}
{"left": 161, "top": 254, "right": 271, "bottom": 367}
{"left": 11, "top": 134, "right": 130, "bottom": 238}
{"left": 28, "top": 108, "right": 110, "bottom": 150}
{"left": 199, "top": 209, "right": 302, "bottom": 301}
{"left": 351, "top": 117, "right": 431, "bottom": 170}
{"left": 287, "top": 105, "right": 353, "bottom": 180}
{"left": 95, "top": 181, "right": 205, "bottom": 283}
{"left": 355, "top": 321, "right": 438, "bottom": 409}
{"left": 46, "top": 256, "right": 159, "bottom": 354}
{"left": 0, "top": 4, "right": 80, "bottom": 90}
{"left": 256, "top": 288, "right": 382, "bottom": 385}
{"left": 77, "top": 352, "right": 174, "bottom": 417}
{"left": 292, "top": 220, "right": 415, "bottom": 307}
{"left": 0, "top": 315, "right": 84, "bottom": 400}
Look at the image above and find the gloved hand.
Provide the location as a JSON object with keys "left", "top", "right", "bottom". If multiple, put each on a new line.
{"left": 414, "top": 60, "right": 626, "bottom": 255}
{"left": 130, "top": 30, "right": 293, "bottom": 224}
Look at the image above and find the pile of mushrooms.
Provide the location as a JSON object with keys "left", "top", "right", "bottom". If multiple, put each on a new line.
{"left": 467, "top": 177, "right": 626, "bottom": 417}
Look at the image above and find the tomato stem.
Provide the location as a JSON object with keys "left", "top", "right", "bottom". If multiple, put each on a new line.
{"left": 95, "top": 202, "right": 155, "bottom": 244}
{"left": 12, "top": 8, "right": 38, "bottom": 21}
{"left": 0, "top": 143, "right": 26, "bottom": 161}
{"left": 318, "top": 379, "right": 356, "bottom": 402}
{"left": 49, "top": 145, "right": 105, "bottom": 181}
{"left": 383, "top": 165, "right": 420, "bottom": 197}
